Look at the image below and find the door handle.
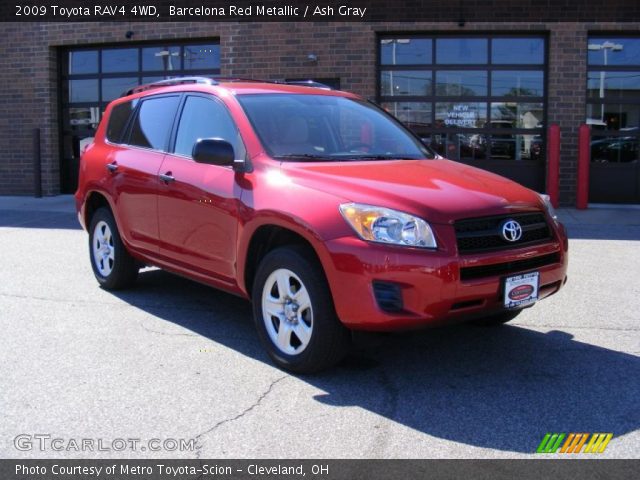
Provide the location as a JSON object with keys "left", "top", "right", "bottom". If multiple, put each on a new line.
{"left": 106, "top": 162, "right": 118, "bottom": 173}
{"left": 159, "top": 172, "right": 175, "bottom": 183}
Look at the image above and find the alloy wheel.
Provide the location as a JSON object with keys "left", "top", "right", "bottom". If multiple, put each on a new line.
{"left": 261, "top": 268, "right": 314, "bottom": 355}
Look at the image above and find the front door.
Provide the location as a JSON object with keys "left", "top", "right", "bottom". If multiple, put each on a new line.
{"left": 157, "top": 94, "right": 246, "bottom": 281}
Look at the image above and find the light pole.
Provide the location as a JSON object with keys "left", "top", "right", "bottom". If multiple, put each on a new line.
{"left": 154, "top": 49, "right": 179, "bottom": 73}
{"left": 380, "top": 38, "right": 411, "bottom": 100}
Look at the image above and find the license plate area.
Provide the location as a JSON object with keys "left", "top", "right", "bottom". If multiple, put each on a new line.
{"left": 503, "top": 271, "right": 539, "bottom": 309}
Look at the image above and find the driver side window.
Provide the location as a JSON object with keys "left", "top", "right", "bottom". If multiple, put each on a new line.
{"left": 173, "top": 95, "right": 246, "bottom": 160}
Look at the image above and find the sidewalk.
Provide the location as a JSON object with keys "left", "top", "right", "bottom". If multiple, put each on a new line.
{"left": 557, "top": 207, "right": 640, "bottom": 227}
{"left": 1, "top": 195, "right": 639, "bottom": 229}
{"left": 0, "top": 195, "right": 76, "bottom": 213}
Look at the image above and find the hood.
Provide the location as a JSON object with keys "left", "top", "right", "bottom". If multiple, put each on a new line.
{"left": 280, "top": 159, "right": 545, "bottom": 224}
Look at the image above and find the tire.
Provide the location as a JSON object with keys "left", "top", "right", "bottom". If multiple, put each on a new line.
{"left": 471, "top": 309, "right": 522, "bottom": 326}
{"left": 252, "top": 245, "right": 350, "bottom": 373}
{"left": 88, "top": 207, "right": 138, "bottom": 290}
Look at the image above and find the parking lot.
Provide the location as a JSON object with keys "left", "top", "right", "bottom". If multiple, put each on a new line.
{"left": 1, "top": 196, "right": 639, "bottom": 459}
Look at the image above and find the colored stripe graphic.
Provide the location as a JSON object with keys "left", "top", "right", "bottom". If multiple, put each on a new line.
{"left": 537, "top": 433, "right": 613, "bottom": 454}
{"left": 572, "top": 433, "right": 589, "bottom": 453}
{"left": 584, "top": 433, "right": 613, "bottom": 453}
{"left": 537, "top": 433, "right": 566, "bottom": 453}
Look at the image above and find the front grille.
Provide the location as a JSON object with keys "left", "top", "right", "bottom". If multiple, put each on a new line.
{"left": 455, "top": 212, "right": 552, "bottom": 253}
{"left": 460, "top": 252, "right": 560, "bottom": 281}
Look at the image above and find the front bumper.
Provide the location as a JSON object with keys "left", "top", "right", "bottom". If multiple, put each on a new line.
{"left": 321, "top": 222, "right": 568, "bottom": 331}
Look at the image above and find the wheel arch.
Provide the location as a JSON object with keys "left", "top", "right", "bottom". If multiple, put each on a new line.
{"left": 84, "top": 190, "right": 114, "bottom": 228}
{"left": 240, "top": 221, "right": 328, "bottom": 298}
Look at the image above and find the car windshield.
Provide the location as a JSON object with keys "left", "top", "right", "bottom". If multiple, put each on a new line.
{"left": 237, "top": 94, "right": 434, "bottom": 161}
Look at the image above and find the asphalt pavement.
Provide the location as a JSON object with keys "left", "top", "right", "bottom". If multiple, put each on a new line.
{"left": 0, "top": 195, "right": 638, "bottom": 459}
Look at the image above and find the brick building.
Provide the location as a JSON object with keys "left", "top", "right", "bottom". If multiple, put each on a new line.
{"left": 1, "top": 21, "right": 639, "bottom": 204}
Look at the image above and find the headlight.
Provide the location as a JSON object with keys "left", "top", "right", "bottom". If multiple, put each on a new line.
{"left": 539, "top": 193, "right": 559, "bottom": 224}
{"left": 339, "top": 203, "right": 437, "bottom": 248}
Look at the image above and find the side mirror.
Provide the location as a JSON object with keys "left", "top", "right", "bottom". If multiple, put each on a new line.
{"left": 192, "top": 138, "right": 236, "bottom": 168}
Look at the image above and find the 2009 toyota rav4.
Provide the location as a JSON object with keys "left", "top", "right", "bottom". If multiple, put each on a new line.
{"left": 76, "top": 77, "right": 568, "bottom": 373}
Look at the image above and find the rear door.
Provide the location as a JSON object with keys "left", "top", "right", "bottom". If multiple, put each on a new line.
{"left": 109, "top": 94, "right": 181, "bottom": 255}
{"left": 157, "top": 93, "right": 246, "bottom": 281}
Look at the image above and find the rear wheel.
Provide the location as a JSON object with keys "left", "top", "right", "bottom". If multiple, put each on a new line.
{"left": 88, "top": 207, "right": 138, "bottom": 290}
{"left": 471, "top": 309, "right": 522, "bottom": 326}
{"left": 252, "top": 246, "right": 350, "bottom": 373}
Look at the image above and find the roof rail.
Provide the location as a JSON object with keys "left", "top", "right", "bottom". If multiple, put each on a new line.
{"left": 121, "top": 76, "right": 335, "bottom": 97}
{"left": 213, "top": 77, "right": 333, "bottom": 89}
{"left": 122, "top": 76, "right": 217, "bottom": 97}
{"left": 210, "top": 77, "right": 267, "bottom": 83}
{"left": 276, "top": 79, "right": 334, "bottom": 90}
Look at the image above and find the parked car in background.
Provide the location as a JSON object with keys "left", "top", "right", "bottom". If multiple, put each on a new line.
{"left": 591, "top": 136, "right": 639, "bottom": 163}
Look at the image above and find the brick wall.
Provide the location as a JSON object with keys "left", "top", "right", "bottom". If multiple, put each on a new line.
{"left": 0, "top": 21, "right": 638, "bottom": 204}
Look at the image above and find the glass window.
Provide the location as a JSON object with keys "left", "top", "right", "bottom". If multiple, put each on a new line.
{"left": 427, "top": 133, "right": 488, "bottom": 160}
{"left": 129, "top": 96, "right": 180, "bottom": 150}
{"left": 435, "top": 102, "right": 487, "bottom": 128}
{"left": 380, "top": 70, "right": 431, "bottom": 96}
{"left": 237, "top": 94, "right": 431, "bottom": 160}
{"left": 183, "top": 44, "right": 220, "bottom": 70}
{"left": 69, "top": 79, "right": 99, "bottom": 103}
{"left": 380, "top": 38, "right": 431, "bottom": 65}
{"left": 490, "top": 103, "right": 544, "bottom": 128}
{"left": 586, "top": 103, "right": 640, "bottom": 131}
{"left": 106, "top": 101, "right": 135, "bottom": 143}
{"left": 436, "top": 39, "right": 488, "bottom": 64}
{"left": 492, "top": 71, "right": 544, "bottom": 97}
{"left": 586, "top": 38, "right": 640, "bottom": 169}
{"left": 588, "top": 38, "right": 640, "bottom": 66}
{"left": 490, "top": 134, "right": 543, "bottom": 161}
{"left": 435, "top": 70, "right": 487, "bottom": 96}
{"left": 101, "top": 77, "right": 139, "bottom": 102}
{"left": 174, "top": 96, "right": 245, "bottom": 159}
{"left": 67, "top": 107, "right": 101, "bottom": 130}
{"left": 379, "top": 36, "right": 547, "bottom": 162}
{"left": 142, "top": 46, "right": 181, "bottom": 72}
{"left": 591, "top": 135, "right": 639, "bottom": 163}
{"left": 587, "top": 71, "right": 640, "bottom": 100}
{"left": 492, "top": 38, "right": 544, "bottom": 64}
{"left": 381, "top": 102, "right": 432, "bottom": 138}
{"left": 102, "top": 48, "right": 138, "bottom": 73}
{"left": 69, "top": 51, "right": 98, "bottom": 74}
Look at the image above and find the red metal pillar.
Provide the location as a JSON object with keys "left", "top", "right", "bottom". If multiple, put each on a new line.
{"left": 577, "top": 124, "right": 590, "bottom": 209}
{"left": 546, "top": 124, "right": 560, "bottom": 208}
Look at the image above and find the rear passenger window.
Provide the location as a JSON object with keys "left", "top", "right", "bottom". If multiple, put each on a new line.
{"left": 174, "top": 95, "right": 246, "bottom": 159}
{"left": 106, "top": 101, "right": 135, "bottom": 143}
{"left": 128, "top": 95, "right": 180, "bottom": 151}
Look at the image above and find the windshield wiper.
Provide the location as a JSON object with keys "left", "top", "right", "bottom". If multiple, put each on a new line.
{"left": 276, "top": 154, "right": 336, "bottom": 161}
{"left": 276, "top": 153, "right": 420, "bottom": 162}
{"left": 344, "top": 154, "right": 419, "bottom": 160}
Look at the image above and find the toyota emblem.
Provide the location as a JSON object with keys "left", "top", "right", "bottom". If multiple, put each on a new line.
{"left": 501, "top": 220, "right": 523, "bottom": 242}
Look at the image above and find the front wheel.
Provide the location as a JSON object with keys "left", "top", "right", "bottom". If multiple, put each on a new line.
{"left": 252, "top": 246, "right": 350, "bottom": 373}
{"left": 88, "top": 207, "right": 138, "bottom": 290}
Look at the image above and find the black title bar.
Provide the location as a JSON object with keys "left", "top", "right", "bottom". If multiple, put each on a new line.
{"left": 3, "top": 0, "right": 640, "bottom": 22}
{"left": 1, "top": 459, "right": 639, "bottom": 480}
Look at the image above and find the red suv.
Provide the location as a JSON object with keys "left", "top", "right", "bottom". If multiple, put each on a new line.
{"left": 76, "top": 77, "right": 568, "bottom": 372}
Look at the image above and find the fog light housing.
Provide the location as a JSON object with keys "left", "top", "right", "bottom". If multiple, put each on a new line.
{"left": 372, "top": 281, "right": 403, "bottom": 313}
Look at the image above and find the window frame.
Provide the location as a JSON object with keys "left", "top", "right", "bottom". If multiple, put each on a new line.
{"left": 586, "top": 34, "right": 640, "bottom": 143}
{"left": 123, "top": 93, "right": 182, "bottom": 153}
{"left": 377, "top": 32, "right": 549, "bottom": 163}
{"left": 105, "top": 99, "right": 138, "bottom": 144}
{"left": 167, "top": 92, "right": 247, "bottom": 165}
